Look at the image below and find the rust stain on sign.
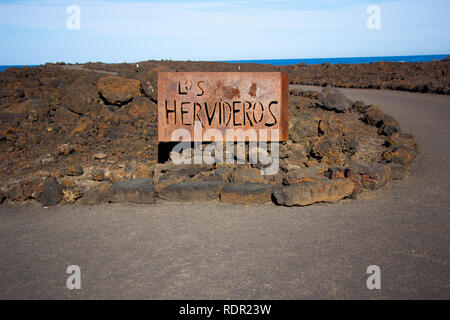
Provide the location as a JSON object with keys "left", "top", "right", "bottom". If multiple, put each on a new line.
{"left": 158, "top": 72, "right": 289, "bottom": 141}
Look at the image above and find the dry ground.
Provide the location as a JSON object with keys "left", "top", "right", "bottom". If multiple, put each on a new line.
{"left": 0, "top": 87, "right": 449, "bottom": 299}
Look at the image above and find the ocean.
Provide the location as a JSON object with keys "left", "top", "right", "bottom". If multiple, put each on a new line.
{"left": 224, "top": 54, "right": 449, "bottom": 66}
{"left": 0, "top": 65, "right": 39, "bottom": 72}
{"left": 0, "top": 55, "right": 448, "bottom": 71}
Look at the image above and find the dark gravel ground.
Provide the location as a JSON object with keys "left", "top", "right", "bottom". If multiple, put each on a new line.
{"left": 0, "top": 87, "right": 449, "bottom": 299}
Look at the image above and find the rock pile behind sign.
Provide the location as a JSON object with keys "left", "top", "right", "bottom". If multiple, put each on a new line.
{"left": 0, "top": 64, "right": 417, "bottom": 207}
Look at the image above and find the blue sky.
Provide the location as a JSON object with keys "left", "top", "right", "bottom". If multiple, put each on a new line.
{"left": 0, "top": 0, "right": 449, "bottom": 64}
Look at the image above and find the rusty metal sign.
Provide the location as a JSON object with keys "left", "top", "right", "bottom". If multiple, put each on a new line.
{"left": 157, "top": 72, "right": 289, "bottom": 142}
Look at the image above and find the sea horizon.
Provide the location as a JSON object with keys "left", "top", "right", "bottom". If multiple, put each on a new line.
{"left": 224, "top": 54, "right": 449, "bottom": 66}
{"left": 0, "top": 54, "right": 448, "bottom": 72}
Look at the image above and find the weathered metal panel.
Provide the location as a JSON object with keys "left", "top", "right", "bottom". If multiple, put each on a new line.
{"left": 158, "top": 72, "right": 289, "bottom": 141}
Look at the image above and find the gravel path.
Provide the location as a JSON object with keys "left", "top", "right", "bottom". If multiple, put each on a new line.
{"left": 61, "top": 65, "right": 118, "bottom": 76}
{"left": 1, "top": 87, "right": 449, "bottom": 299}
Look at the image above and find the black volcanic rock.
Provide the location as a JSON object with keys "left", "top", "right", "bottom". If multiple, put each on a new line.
{"left": 317, "top": 87, "right": 352, "bottom": 112}
{"left": 62, "top": 80, "right": 98, "bottom": 115}
{"left": 37, "top": 177, "right": 64, "bottom": 206}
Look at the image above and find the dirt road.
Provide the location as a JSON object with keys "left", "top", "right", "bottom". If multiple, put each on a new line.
{"left": 1, "top": 87, "right": 449, "bottom": 299}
